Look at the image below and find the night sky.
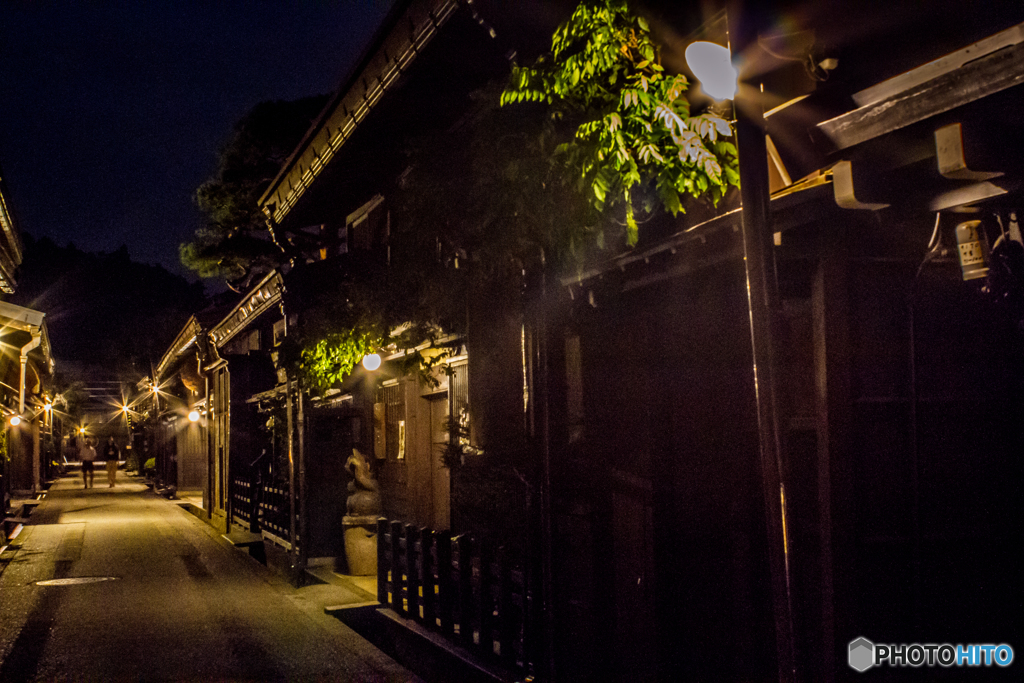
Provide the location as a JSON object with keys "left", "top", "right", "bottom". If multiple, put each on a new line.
{"left": 1, "top": 1, "right": 394, "bottom": 279}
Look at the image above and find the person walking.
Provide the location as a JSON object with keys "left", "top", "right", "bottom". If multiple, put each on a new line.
{"left": 103, "top": 436, "right": 121, "bottom": 488}
{"left": 80, "top": 438, "right": 97, "bottom": 489}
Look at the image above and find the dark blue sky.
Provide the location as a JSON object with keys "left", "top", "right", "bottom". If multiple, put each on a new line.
{"left": 0, "top": 1, "right": 394, "bottom": 278}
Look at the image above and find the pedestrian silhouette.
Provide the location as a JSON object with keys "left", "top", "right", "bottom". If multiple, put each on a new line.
{"left": 103, "top": 436, "right": 120, "bottom": 488}
{"left": 80, "top": 438, "right": 97, "bottom": 488}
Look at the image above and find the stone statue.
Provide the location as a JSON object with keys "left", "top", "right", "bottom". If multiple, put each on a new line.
{"left": 342, "top": 447, "right": 381, "bottom": 576}
{"left": 345, "top": 447, "right": 381, "bottom": 516}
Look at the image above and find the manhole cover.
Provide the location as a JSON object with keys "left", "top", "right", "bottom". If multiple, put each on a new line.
{"left": 35, "top": 576, "right": 120, "bottom": 586}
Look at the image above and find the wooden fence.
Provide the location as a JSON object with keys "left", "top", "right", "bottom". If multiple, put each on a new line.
{"left": 376, "top": 519, "right": 530, "bottom": 675}
{"left": 259, "top": 483, "right": 292, "bottom": 543}
{"left": 230, "top": 474, "right": 255, "bottom": 530}
{"left": 230, "top": 473, "right": 295, "bottom": 547}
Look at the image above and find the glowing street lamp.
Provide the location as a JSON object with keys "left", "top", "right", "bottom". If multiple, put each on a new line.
{"left": 9, "top": 415, "right": 21, "bottom": 426}
{"left": 685, "top": 41, "right": 738, "bottom": 101}
{"left": 188, "top": 410, "right": 201, "bottom": 423}
{"left": 361, "top": 353, "right": 382, "bottom": 371}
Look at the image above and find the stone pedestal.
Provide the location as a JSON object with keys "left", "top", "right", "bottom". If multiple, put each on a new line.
{"left": 342, "top": 514, "right": 378, "bottom": 576}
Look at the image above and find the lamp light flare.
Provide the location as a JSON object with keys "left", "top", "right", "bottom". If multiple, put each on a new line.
{"left": 362, "top": 353, "right": 382, "bottom": 371}
{"left": 122, "top": 405, "right": 130, "bottom": 414}
{"left": 188, "top": 410, "right": 201, "bottom": 423}
{"left": 10, "top": 415, "right": 21, "bottom": 426}
{"left": 685, "top": 41, "right": 738, "bottom": 101}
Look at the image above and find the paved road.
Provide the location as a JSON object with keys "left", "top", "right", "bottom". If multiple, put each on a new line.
{"left": 0, "top": 475, "right": 418, "bottom": 682}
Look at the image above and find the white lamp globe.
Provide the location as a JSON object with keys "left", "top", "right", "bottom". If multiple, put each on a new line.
{"left": 362, "top": 353, "right": 382, "bottom": 371}
{"left": 685, "top": 41, "right": 738, "bottom": 101}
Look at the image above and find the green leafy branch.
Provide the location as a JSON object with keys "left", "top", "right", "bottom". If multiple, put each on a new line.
{"left": 299, "top": 328, "right": 382, "bottom": 393}
{"left": 501, "top": 0, "right": 739, "bottom": 245}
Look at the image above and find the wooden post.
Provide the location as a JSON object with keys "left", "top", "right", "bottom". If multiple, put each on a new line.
{"left": 478, "top": 539, "right": 495, "bottom": 658}
{"left": 457, "top": 534, "right": 475, "bottom": 648}
{"left": 730, "top": 9, "right": 796, "bottom": 681}
{"left": 286, "top": 381, "right": 296, "bottom": 557}
{"left": 297, "top": 389, "right": 308, "bottom": 579}
{"left": 249, "top": 466, "right": 259, "bottom": 532}
{"left": 420, "top": 527, "right": 436, "bottom": 628}
{"left": 405, "top": 523, "right": 420, "bottom": 622}
{"left": 391, "top": 520, "right": 406, "bottom": 617}
{"left": 377, "top": 517, "right": 389, "bottom": 606}
{"left": 497, "top": 546, "right": 517, "bottom": 667}
{"left": 437, "top": 533, "right": 454, "bottom": 637}
{"left": 814, "top": 232, "right": 853, "bottom": 680}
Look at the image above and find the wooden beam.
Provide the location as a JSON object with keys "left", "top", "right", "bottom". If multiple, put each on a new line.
{"left": 819, "top": 40, "right": 1024, "bottom": 151}
{"left": 852, "top": 23, "right": 1024, "bottom": 107}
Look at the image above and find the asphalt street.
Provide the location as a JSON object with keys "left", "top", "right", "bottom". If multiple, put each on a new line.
{"left": 0, "top": 475, "right": 419, "bottom": 682}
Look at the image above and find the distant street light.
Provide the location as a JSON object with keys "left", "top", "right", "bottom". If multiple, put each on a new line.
{"left": 361, "top": 353, "right": 382, "bottom": 371}
{"left": 10, "top": 415, "right": 21, "bottom": 426}
{"left": 188, "top": 410, "right": 201, "bottom": 423}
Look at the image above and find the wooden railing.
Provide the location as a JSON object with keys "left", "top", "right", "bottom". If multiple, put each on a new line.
{"left": 377, "top": 519, "right": 530, "bottom": 675}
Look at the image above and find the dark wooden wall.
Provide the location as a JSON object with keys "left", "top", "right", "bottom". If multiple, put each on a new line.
{"left": 560, "top": 253, "right": 776, "bottom": 682}
{"left": 553, "top": 211, "right": 1024, "bottom": 681}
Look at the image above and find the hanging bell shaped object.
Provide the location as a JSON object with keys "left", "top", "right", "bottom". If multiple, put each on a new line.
{"left": 955, "top": 220, "right": 989, "bottom": 281}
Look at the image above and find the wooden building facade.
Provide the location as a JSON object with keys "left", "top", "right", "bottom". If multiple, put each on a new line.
{"left": 0, "top": 174, "right": 54, "bottom": 514}
{"left": 146, "top": 2, "right": 1024, "bottom": 680}
{"left": 547, "top": 9, "right": 1024, "bottom": 681}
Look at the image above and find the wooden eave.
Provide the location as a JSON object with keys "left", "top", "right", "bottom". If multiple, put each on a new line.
{"left": 0, "top": 301, "right": 53, "bottom": 376}
{"left": 802, "top": 19, "right": 1024, "bottom": 222}
{"left": 258, "top": 0, "right": 462, "bottom": 226}
{"left": 0, "top": 250, "right": 17, "bottom": 294}
{"left": 0, "top": 174, "right": 24, "bottom": 294}
{"left": 155, "top": 316, "right": 201, "bottom": 380}
{"left": 208, "top": 271, "right": 284, "bottom": 349}
{"left": 819, "top": 21, "right": 1024, "bottom": 151}
{"left": 569, "top": 18, "right": 1024, "bottom": 291}
{"left": 246, "top": 380, "right": 297, "bottom": 405}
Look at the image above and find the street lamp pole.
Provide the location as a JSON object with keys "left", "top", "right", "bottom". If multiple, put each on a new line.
{"left": 689, "top": 13, "right": 798, "bottom": 681}
{"left": 728, "top": 12, "right": 796, "bottom": 682}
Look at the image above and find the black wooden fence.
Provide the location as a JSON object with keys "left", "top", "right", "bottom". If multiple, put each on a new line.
{"left": 376, "top": 519, "right": 530, "bottom": 675}
{"left": 230, "top": 472, "right": 294, "bottom": 547}
{"left": 230, "top": 474, "right": 255, "bottom": 530}
{"left": 259, "top": 483, "right": 292, "bottom": 543}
